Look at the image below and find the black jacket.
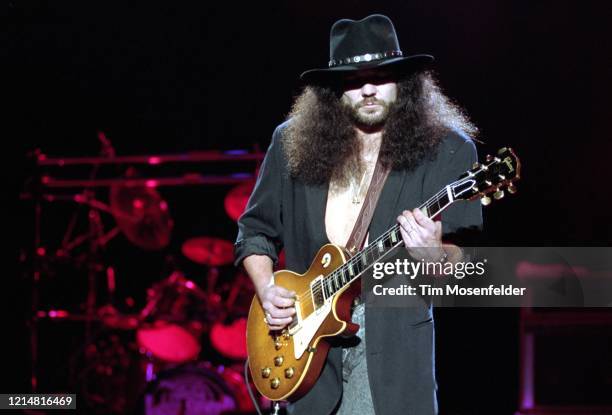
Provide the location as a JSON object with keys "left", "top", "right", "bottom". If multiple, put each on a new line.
{"left": 235, "top": 120, "right": 482, "bottom": 415}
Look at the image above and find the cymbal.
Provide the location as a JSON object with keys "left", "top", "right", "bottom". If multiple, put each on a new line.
{"left": 110, "top": 183, "right": 173, "bottom": 250}
{"left": 224, "top": 180, "right": 254, "bottom": 221}
{"left": 181, "top": 237, "right": 234, "bottom": 266}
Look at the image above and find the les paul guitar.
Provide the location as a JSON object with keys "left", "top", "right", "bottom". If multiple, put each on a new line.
{"left": 246, "top": 147, "right": 521, "bottom": 401}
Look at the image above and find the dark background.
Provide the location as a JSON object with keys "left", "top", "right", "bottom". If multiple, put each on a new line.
{"left": 7, "top": 1, "right": 612, "bottom": 414}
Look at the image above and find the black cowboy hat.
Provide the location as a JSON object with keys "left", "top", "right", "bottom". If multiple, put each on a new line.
{"left": 300, "top": 14, "right": 434, "bottom": 85}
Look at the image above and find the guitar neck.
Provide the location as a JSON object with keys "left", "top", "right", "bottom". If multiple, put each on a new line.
{"left": 317, "top": 185, "right": 456, "bottom": 300}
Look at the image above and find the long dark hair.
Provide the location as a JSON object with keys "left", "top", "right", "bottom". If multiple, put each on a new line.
{"left": 283, "top": 70, "right": 478, "bottom": 186}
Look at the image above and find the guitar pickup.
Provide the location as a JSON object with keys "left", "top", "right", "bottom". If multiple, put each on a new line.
{"left": 288, "top": 300, "right": 302, "bottom": 335}
{"left": 310, "top": 275, "right": 326, "bottom": 308}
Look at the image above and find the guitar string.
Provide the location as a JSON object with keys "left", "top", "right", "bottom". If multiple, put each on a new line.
{"left": 308, "top": 168, "right": 507, "bottom": 302}
{"left": 288, "top": 186, "right": 451, "bottom": 307}
{"left": 294, "top": 186, "right": 450, "bottom": 304}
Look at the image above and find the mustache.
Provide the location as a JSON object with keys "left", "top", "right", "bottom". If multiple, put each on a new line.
{"left": 356, "top": 98, "right": 385, "bottom": 108}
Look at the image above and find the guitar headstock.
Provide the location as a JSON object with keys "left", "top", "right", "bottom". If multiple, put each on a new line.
{"left": 450, "top": 147, "right": 521, "bottom": 206}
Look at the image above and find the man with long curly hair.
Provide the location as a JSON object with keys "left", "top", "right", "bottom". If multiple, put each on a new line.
{"left": 235, "top": 14, "right": 482, "bottom": 415}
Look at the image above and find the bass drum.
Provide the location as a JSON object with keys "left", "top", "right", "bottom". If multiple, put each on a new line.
{"left": 140, "top": 362, "right": 253, "bottom": 415}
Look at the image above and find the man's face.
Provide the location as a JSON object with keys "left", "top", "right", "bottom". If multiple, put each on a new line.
{"left": 340, "top": 69, "right": 398, "bottom": 127}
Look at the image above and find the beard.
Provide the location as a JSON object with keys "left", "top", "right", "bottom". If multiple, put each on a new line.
{"left": 342, "top": 96, "right": 392, "bottom": 127}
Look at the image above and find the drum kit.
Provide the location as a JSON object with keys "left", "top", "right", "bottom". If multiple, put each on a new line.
{"left": 25, "top": 142, "right": 270, "bottom": 414}
{"left": 131, "top": 233, "right": 258, "bottom": 415}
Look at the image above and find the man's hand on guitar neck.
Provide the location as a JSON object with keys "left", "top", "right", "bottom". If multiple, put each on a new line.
{"left": 243, "top": 254, "right": 296, "bottom": 331}
{"left": 397, "top": 208, "right": 463, "bottom": 264}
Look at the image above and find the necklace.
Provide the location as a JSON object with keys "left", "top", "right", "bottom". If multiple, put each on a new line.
{"left": 351, "top": 168, "right": 370, "bottom": 205}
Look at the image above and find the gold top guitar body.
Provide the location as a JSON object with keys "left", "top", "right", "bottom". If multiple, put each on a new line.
{"left": 247, "top": 244, "right": 359, "bottom": 401}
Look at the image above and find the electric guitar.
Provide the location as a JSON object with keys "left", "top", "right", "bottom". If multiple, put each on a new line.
{"left": 246, "top": 147, "right": 521, "bottom": 401}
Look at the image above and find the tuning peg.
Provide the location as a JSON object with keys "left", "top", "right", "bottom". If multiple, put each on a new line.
{"left": 481, "top": 196, "right": 492, "bottom": 206}
{"left": 497, "top": 147, "right": 508, "bottom": 155}
{"left": 508, "top": 184, "right": 517, "bottom": 194}
{"left": 493, "top": 189, "right": 505, "bottom": 200}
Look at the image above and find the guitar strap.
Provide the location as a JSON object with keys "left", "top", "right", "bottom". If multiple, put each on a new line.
{"left": 345, "top": 156, "right": 391, "bottom": 257}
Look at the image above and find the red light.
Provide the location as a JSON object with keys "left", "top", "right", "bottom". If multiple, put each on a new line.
{"left": 48, "top": 310, "right": 68, "bottom": 318}
{"left": 106, "top": 267, "right": 116, "bottom": 292}
{"left": 145, "top": 180, "right": 158, "bottom": 188}
{"left": 36, "top": 247, "right": 46, "bottom": 256}
{"left": 148, "top": 156, "right": 161, "bottom": 165}
{"left": 132, "top": 199, "right": 144, "bottom": 209}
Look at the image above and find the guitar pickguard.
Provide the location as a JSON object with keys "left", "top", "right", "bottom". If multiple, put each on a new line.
{"left": 291, "top": 300, "right": 331, "bottom": 359}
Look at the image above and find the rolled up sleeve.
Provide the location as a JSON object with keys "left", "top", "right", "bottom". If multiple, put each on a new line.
{"left": 234, "top": 126, "right": 284, "bottom": 267}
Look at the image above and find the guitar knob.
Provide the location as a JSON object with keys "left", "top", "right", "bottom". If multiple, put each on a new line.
{"left": 472, "top": 162, "right": 480, "bottom": 169}
{"left": 274, "top": 337, "right": 283, "bottom": 350}
{"left": 486, "top": 154, "right": 493, "bottom": 162}
{"left": 261, "top": 367, "right": 271, "bottom": 378}
{"left": 494, "top": 189, "right": 505, "bottom": 200}
{"left": 285, "top": 367, "right": 295, "bottom": 378}
{"left": 481, "top": 196, "right": 492, "bottom": 206}
{"left": 274, "top": 356, "right": 284, "bottom": 366}
{"left": 508, "top": 184, "right": 517, "bottom": 194}
{"left": 270, "top": 378, "right": 281, "bottom": 389}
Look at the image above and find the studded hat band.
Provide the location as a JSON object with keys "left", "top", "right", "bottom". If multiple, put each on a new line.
{"left": 328, "top": 50, "right": 403, "bottom": 68}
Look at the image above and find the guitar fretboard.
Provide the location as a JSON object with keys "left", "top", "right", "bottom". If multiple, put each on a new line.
{"left": 312, "top": 185, "right": 454, "bottom": 306}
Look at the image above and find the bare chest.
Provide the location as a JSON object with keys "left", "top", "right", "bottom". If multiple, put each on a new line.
{"left": 324, "top": 185, "right": 364, "bottom": 247}
{"left": 324, "top": 136, "right": 380, "bottom": 247}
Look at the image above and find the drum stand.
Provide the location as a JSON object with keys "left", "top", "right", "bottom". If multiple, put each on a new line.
{"left": 27, "top": 154, "right": 118, "bottom": 392}
{"left": 29, "top": 193, "right": 42, "bottom": 391}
